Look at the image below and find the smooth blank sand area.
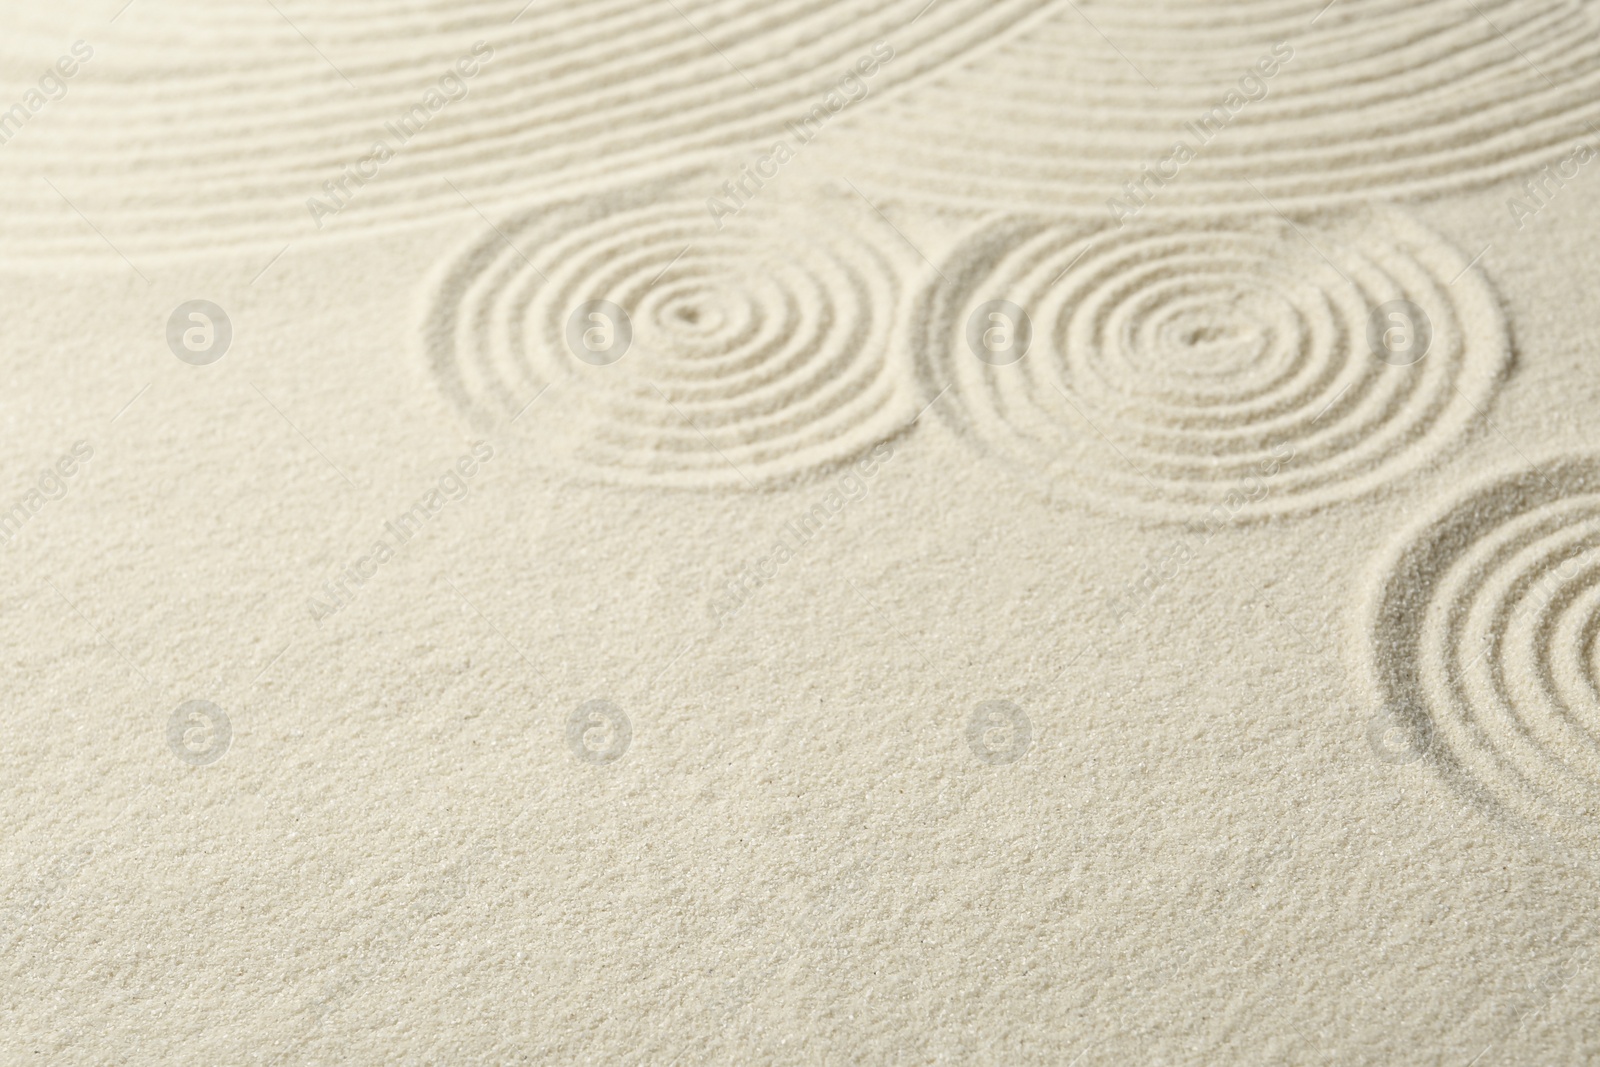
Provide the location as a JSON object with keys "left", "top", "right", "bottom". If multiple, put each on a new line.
{"left": 3, "top": 2, "right": 1600, "bottom": 1064}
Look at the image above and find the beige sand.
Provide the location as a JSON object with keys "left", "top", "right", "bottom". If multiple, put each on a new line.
{"left": 3, "top": 1, "right": 1600, "bottom": 1064}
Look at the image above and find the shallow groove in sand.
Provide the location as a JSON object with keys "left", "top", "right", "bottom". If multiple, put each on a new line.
{"left": 420, "top": 180, "right": 914, "bottom": 489}
{"left": 1366, "top": 455, "right": 1600, "bottom": 855}
{"left": 912, "top": 205, "right": 1509, "bottom": 519}
{"left": 0, "top": 0, "right": 1053, "bottom": 260}
{"left": 826, "top": 0, "right": 1600, "bottom": 215}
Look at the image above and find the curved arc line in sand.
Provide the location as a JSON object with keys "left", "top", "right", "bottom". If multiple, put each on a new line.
{"left": 912, "top": 204, "right": 1510, "bottom": 521}
{"left": 1363, "top": 454, "right": 1600, "bottom": 858}
{"left": 418, "top": 175, "right": 917, "bottom": 490}
{"left": 0, "top": 0, "right": 1059, "bottom": 260}
{"left": 822, "top": 0, "right": 1600, "bottom": 216}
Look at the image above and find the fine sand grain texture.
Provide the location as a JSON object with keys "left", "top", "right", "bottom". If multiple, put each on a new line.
{"left": 0, "top": 0, "right": 1054, "bottom": 258}
{"left": 910, "top": 204, "right": 1510, "bottom": 519}
{"left": 420, "top": 177, "right": 918, "bottom": 488}
{"left": 819, "top": 0, "right": 1600, "bottom": 214}
{"left": 4, "top": 2, "right": 1600, "bottom": 1065}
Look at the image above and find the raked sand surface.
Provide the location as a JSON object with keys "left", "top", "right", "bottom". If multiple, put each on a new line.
{"left": 4, "top": 1, "right": 1600, "bottom": 1064}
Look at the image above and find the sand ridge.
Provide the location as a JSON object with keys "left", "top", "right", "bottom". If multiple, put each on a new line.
{"left": 908, "top": 204, "right": 1509, "bottom": 520}
{"left": 1364, "top": 453, "right": 1600, "bottom": 861}
{"left": 5, "top": 1, "right": 1600, "bottom": 1062}
{"left": 0, "top": 0, "right": 1057, "bottom": 259}
{"left": 819, "top": 0, "right": 1600, "bottom": 216}
{"left": 420, "top": 176, "right": 918, "bottom": 489}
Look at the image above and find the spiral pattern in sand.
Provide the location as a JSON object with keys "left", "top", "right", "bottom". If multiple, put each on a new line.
{"left": 825, "top": 0, "right": 1600, "bottom": 216}
{"left": 914, "top": 206, "right": 1508, "bottom": 519}
{"left": 0, "top": 0, "right": 1052, "bottom": 260}
{"left": 1366, "top": 456, "right": 1600, "bottom": 855}
{"left": 422, "top": 185, "right": 911, "bottom": 489}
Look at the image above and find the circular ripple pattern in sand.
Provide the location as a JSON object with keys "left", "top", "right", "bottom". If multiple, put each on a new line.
{"left": 914, "top": 206, "right": 1508, "bottom": 519}
{"left": 0, "top": 0, "right": 1053, "bottom": 260}
{"left": 827, "top": 0, "right": 1600, "bottom": 215}
{"left": 1367, "top": 456, "right": 1600, "bottom": 855}
{"left": 422, "top": 184, "right": 911, "bottom": 489}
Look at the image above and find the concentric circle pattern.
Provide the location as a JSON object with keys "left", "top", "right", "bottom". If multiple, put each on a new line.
{"left": 0, "top": 0, "right": 1053, "bottom": 260}
{"left": 422, "top": 184, "right": 913, "bottom": 489}
{"left": 914, "top": 206, "right": 1508, "bottom": 519}
{"left": 1367, "top": 456, "right": 1600, "bottom": 855}
{"left": 825, "top": 0, "right": 1600, "bottom": 214}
